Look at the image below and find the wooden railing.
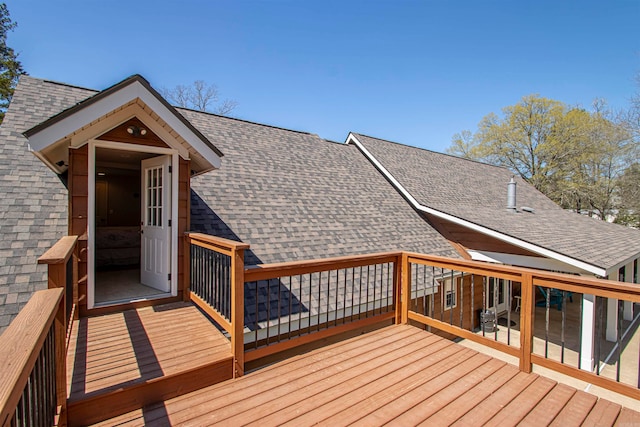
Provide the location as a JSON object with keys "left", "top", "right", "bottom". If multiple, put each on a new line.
{"left": 243, "top": 252, "right": 402, "bottom": 362}
{"left": 182, "top": 234, "right": 640, "bottom": 400}
{"left": 403, "top": 252, "right": 640, "bottom": 401}
{"left": 0, "top": 288, "right": 66, "bottom": 427}
{"left": 185, "top": 232, "right": 248, "bottom": 377}
{"left": 38, "top": 235, "right": 79, "bottom": 350}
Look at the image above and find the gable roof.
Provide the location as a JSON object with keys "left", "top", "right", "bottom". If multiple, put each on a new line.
{"left": 349, "top": 133, "right": 640, "bottom": 276}
{"left": 184, "top": 111, "right": 461, "bottom": 264}
{"left": 23, "top": 75, "right": 223, "bottom": 175}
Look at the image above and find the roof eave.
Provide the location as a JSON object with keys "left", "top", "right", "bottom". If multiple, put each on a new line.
{"left": 23, "top": 75, "right": 223, "bottom": 172}
{"left": 347, "top": 133, "right": 608, "bottom": 277}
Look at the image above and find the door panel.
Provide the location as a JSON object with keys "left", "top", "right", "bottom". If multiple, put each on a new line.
{"left": 140, "top": 155, "right": 171, "bottom": 292}
{"left": 487, "top": 278, "right": 509, "bottom": 314}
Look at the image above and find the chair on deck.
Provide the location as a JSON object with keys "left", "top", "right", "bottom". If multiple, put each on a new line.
{"left": 535, "top": 286, "right": 573, "bottom": 311}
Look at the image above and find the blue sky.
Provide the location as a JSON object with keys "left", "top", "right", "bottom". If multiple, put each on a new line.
{"left": 8, "top": 1, "right": 640, "bottom": 152}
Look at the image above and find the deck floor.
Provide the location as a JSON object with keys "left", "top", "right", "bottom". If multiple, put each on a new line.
{"left": 67, "top": 302, "right": 232, "bottom": 403}
{"left": 96, "top": 324, "right": 640, "bottom": 426}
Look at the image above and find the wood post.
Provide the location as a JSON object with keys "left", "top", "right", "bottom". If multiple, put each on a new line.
{"left": 393, "top": 254, "right": 403, "bottom": 324}
{"left": 400, "top": 253, "right": 411, "bottom": 324}
{"left": 231, "top": 248, "right": 245, "bottom": 378}
{"left": 183, "top": 235, "right": 191, "bottom": 302}
{"left": 519, "top": 272, "right": 534, "bottom": 373}
{"left": 55, "top": 292, "right": 68, "bottom": 426}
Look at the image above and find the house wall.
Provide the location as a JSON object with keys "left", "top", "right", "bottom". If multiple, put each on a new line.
{"left": 411, "top": 274, "right": 485, "bottom": 340}
{"left": 69, "top": 141, "right": 190, "bottom": 316}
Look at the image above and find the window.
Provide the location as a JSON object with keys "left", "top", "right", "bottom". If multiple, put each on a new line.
{"left": 441, "top": 277, "right": 457, "bottom": 310}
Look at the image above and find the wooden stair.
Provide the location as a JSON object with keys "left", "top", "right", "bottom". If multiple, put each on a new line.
{"left": 65, "top": 302, "right": 233, "bottom": 426}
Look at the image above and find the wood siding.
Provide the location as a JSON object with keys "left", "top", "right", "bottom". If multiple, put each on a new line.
{"left": 425, "top": 213, "right": 543, "bottom": 257}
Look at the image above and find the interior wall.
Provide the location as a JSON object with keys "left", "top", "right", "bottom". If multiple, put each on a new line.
{"left": 96, "top": 170, "right": 141, "bottom": 227}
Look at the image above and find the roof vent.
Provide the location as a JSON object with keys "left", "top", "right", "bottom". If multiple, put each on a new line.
{"left": 507, "top": 177, "right": 517, "bottom": 211}
{"left": 521, "top": 206, "right": 535, "bottom": 213}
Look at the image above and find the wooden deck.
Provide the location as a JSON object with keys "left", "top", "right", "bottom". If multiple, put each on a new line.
{"left": 95, "top": 324, "right": 640, "bottom": 426}
{"left": 66, "top": 302, "right": 233, "bottom": 425}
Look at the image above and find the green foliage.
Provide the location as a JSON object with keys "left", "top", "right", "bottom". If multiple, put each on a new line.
{"left": 615, "top": 163, "right": 640, "bottom": 228}
{"left": 448, "top": 95, "right": 637, "bottom": 221}
{"left": 0, "top": 3, "right": 25, "bottom": 124}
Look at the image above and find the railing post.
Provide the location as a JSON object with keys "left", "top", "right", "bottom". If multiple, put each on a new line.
{"left": 183, "top": 235, "right": 191, "bottom": 302}
{"left": 393, "top": 254, "right": 402, "bottom": 324}
{"left": 519, "top": 272, "right": 534, "bottom": 373}
{"left": 231, "top": 247, "right": 245, "bottom": 377}
{"left": 400, "top": 253, "right": 411, "bottom": 324}
{"left": 55, "top": 291, "right": 68, "bottom": 426}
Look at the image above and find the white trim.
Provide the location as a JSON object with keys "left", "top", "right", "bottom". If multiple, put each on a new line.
{"left": 27, "top": 80, "right": 221, "bottom": 169}
{"left": 467, "top": 250, "right": 587, "bottom": 275}
{"left": 347, "top": 133, "right": 607, "bottom": 277}
{"left": 87, "top": 140, "right": 179, "bottom": 309}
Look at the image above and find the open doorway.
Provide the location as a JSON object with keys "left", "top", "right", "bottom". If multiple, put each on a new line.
{"left": 93, "top": 146, "right": 171, "bottom": 305}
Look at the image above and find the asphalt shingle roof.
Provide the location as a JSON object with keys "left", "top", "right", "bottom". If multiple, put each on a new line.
{"left": 186, "top": 111, "right": 460, "bottom": 264}
{"left": 353, "top": 133, "right": 640, "bottom": 272}
{"left": 0, "top": 76, "right": 97, "bottom": 331}
{"left": 0, "top": 76, "right": 461, "bottom": 331}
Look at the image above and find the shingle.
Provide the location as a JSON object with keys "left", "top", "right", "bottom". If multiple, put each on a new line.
{"left": 185, "top": 112, "right": 460, "bottom": 265}
{"left": 353, "top": 133, "right": 640, "bottom": 271}
{"left": 0, "top": 76, "right": 96, "bottom": 332}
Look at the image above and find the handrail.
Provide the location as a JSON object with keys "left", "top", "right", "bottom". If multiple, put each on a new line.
{"left": 244, "top": 252, "right": 401, "bottom": 282}
{"left": 186, "top": 232, "right": 250, "bottom": 253}
{"left": 0, "top": 288, "right": 65, "bottom": 426}
{"left": 38, "top": 235, "right": 78, "bottom": 265}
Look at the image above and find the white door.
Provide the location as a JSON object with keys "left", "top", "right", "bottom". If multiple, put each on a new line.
{"left": 487, "top": 278, "right": 509, "bottom": 314}
{"left": 140, "top": 155, "right": 172, "bottom": 292}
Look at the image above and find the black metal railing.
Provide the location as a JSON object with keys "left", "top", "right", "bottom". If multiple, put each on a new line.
{"left": 245, "top": 262, "right": 395, "bottom": 349}
{"left": 190, "top": 243, "right": 232, "bottom": 321}
{"left": 11, "top": 325, "right": 57, "bottom": 427}
{"left": 409, "top": 262, "right": 519, "bottom": 348}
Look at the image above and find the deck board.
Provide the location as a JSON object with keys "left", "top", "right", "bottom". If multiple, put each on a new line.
{"left": 66, "top": 301, "right": 233, "bottom": 425}
{"left": 93, "top": 324, "right": 640, "bottom": 426}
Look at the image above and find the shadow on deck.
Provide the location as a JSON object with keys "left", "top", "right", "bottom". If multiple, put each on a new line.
{"left": 95, "top": 324, "right": 640, "bottom": 426}
{"left": 66, "top": 301, "right": 233, "bottom": 426}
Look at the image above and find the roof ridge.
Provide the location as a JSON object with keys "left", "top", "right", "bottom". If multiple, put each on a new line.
{"left": 176, "top": 107, "right": 314, "bottom": 136}
{"left": 352, "top": 132, "right": 514, "bottom": 173}
{"left": 31, "top": 76, "right": 99, "bottom": 93}
{"left": 25, "top": 75, "right": 315, "bottom": 138}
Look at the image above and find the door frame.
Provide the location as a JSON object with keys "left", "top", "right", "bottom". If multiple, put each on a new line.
{"left": 87, "top": 139, "right": 180, "bottom": 309}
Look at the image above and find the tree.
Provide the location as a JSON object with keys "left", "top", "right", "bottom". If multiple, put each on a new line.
{"left": 448, "top": 95, "right": 572, "bottom": 195}
{"left": 448, "top": 95, "right": 636, "bottom": 220}
{"left": 160, "top": 80, "right": 237, "bottom": 115}
{"left": 0, "top": 3, "right": 26, "bottom": 124}
{"left": 616, "top": 163, "right": 640, "bottom": 227}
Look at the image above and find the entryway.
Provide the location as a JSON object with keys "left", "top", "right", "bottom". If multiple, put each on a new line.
{"left": 91, "top": 144, "right": 176, "bottom": 306}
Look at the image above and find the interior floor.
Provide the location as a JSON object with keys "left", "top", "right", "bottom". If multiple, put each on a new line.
{"left": 94, "top": 267, "right": 168, "bottom": 304}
